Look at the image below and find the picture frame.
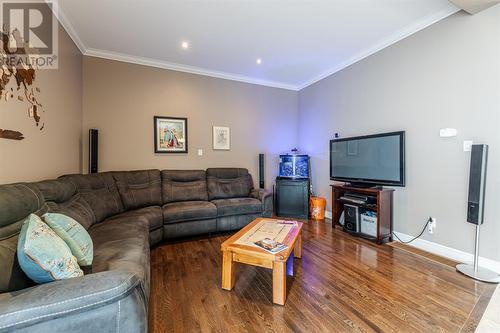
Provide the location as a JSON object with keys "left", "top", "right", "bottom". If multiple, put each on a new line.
{"left": 154, "top": 116, "right": 188, "bottom": 153}
{"left": 213, "top": 126, "right": 230, "bottom": 150}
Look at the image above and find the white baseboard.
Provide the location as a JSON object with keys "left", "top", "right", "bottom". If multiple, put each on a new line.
{"left": 325, "top": 209, "right": 500, "bottom": 274}
{"left": 393, "top": 231, "right": 500, "bottom": 274}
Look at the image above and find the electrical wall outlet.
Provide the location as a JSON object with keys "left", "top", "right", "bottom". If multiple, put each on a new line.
{"left": 428, "top": 217, "right": 437, "bottom": 234}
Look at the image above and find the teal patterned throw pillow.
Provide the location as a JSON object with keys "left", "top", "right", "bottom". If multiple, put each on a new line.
{"left": 17, "top": 214, "right": 83, "bottom": 284}
{"left": 43, "top": 213, "right": 93, "bottom": 267}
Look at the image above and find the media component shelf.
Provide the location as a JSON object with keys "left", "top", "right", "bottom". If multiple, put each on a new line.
{"left": 331, "top": 184, "right": 394, "bottom": 244}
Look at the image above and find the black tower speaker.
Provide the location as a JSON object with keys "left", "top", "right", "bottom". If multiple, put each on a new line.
{"left": 259, "top": 153, "right": 265, "bottom": 189}
{"left": 456, "top": 143, "right": 499, "bottom": 283}
{"left": 344, "top": 204, "right": 359, "bottom": 233}
{"left": 89, "top": 129, "right": 98, "bottom": 174}
{"left": 467, "top": 144, "right": 488, "bottom": 225}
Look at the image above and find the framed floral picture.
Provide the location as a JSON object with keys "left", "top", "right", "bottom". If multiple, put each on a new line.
{"left": 213, "top": 126, "right": 230, "bottom": 150}
{"left": 154, "top": 116, "right": 188, "bottom": 153}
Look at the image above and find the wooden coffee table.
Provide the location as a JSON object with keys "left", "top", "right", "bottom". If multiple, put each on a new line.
{"left": 220, "top": 218, "right": 303, "bottom": 305}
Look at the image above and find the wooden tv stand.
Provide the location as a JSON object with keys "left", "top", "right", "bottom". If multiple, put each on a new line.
{"left": 331, "top": 184, "right": 394, "bottom": 244}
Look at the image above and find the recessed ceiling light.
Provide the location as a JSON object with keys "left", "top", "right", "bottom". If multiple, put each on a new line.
{"left": 181, "top": 41, "right": 189, "bottom": 49}
{"left": 256, "top": 58, "right": 262, "bottom": 65}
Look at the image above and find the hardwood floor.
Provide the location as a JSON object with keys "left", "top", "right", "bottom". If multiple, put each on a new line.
{"left": 149, "top": 219, "right": 495, "bottom": 333}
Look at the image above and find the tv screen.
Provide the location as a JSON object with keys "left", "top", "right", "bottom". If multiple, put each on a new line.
{"left": 330, "top": 131, "right": 405, "bottom": 186}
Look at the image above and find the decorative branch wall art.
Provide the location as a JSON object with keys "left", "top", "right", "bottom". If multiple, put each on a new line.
{"left": 0, "top": 129, "right": 24, "bottom": 140}
{"left": 0, "top": 27, "right": 45, "bottom": 140}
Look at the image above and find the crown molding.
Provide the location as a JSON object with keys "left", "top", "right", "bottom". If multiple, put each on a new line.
{"left": 50, "top": 1, "right": 459, "bottom": 92}
{"left": 84, "top": 48, "right": 299, "bottom": 91}
{"left": 48, "top": 0, "right": 87, "bottom": 53}
{"left": 51, "top": 1, "right": 299, "bottom": 91}
{"left": 296, "top": 5, "right": 460, "bottom": 90}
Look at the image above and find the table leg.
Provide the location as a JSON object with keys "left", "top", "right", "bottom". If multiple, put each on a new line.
{"left": 273, "top": 261, "right": 286, "bottom": 305}
{"left": 222, "top": 251, "right": 235, "bottom": 290}
{"left": 294, "top": 232, "right": 302, "bottom": 259}
{"left": 286, "top": 254, "right": 294, "bottom": 276}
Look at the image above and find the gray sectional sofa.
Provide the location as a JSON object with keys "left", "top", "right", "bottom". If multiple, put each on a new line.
{"left": 0, "top": 168, "right": 272, "bottom": 332}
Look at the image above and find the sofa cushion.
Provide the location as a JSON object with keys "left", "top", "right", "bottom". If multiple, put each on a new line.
{"left": 113, "top": 170, "right": 162, "bottom": 210}
{"left": 105, "top": 206, "right": 163, "bottom": 231}
{"left": 33, "top": 179, "right": 96, "bottom": 230}
{"left": 0, "top": 183, "right": 47, "bottom": 293}
{"left": 211, "top": 198, "right": 263, "bottom": 217}
{"left": 163, "top": 219, "right": 217, "bottom": 240}
{"left": 161, "top": 170, "right": 208, "bottom": 203}
{"left": 34, "top": 179, "right": 76, "bottom": 203}
{"left": 43, "top": 213, "right": 94, "bottom": 267}
{"left": 46, "top": 194, "right": 96, "bottom": 230}
{"left": 0, "top": 235, "right": 35, "bottom": 293}
{"left": 162, "top": 201, "right": 217, "bottom": 224}
{"left": 206, "top": 168, "right": 254, "bottom": 200}
{"left": 88, "top": 217, "right": 150, "bottom": 295}
{"left": 60, "top": 173, "right": 124, "bottom": 223}
{"left": 217, "top": 214, "right": 261, "bottom": 232}
{"left": 17, "top": 214, "right": 83, "bottom": 284}
{"left": 0, "top": 183, "right": 47, "bottom": 240}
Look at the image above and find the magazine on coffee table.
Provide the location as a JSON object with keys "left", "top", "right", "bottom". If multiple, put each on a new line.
{"left": 254, "top": 238, "right": 288, "bottom": 254}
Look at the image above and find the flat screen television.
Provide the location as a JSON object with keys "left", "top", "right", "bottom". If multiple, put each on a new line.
{"left": 330, "top": 131, "right": 405, "bottom": 187}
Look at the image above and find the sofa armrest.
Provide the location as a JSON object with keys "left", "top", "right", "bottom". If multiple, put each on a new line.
{"left": 250, "top": 189, "right": 273, "bottom": 217}
{"left": 0, "top": 271, "right": 145, "bottom": 332}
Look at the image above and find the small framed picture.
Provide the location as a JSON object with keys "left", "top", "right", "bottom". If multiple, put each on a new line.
{"left": 154, "top": 116, "right": 188, "bottom": 153}
{"left": 213, "top": 126, "right": 230, "bottom": 150}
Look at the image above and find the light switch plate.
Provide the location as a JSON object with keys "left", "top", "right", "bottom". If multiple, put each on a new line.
{"left": 463, "top": 140, "right": 473, "bottom": 152}
{"left": 197, "top": 149, "right": 203, "bottom": 156}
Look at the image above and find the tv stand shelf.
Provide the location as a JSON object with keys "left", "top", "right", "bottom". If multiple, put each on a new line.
{"left": 331, "top": 184, "right": 394, "bottom": 244}
{"left": 337, "top": 198, "right": 377, "bottom": 210}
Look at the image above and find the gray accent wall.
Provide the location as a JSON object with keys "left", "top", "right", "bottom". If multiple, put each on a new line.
{"left": 298, "top": 7, "right": 500, "bottom": 260}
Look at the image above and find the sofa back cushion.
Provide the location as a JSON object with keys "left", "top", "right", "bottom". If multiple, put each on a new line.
{"left": 0, "top": 183, "right": 47, "bottom": 292}
{"left": 161, "top": 170, "right": 208, "bottom": 203}
{"left": 34, "top": 178, "right": 76, "bottom": 203}
{"left": 113, "top": 170, "right": 162, "bottom": 210}
{"left": 59, "top": 173, "right": 124, "bottom": 223}
{"left": 34, "top": 179, "right": 96, "bottom": 230}
{"left": 206, "top": 168, "right": 254, "bottom": 200}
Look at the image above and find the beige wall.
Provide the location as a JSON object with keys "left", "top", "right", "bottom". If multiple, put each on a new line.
{"left": 298, "top": 7, "right": 500, "bottom": 260}
{"left": 82, "top": 57, "right": 298, "bottom": 189}
{"left": 0, "top": 25, "right": 83, "bottom": 184}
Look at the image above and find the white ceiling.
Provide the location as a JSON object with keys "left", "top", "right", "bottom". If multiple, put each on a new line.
{"left": 56, "top": 0, "right": 460, "bottom": 90}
